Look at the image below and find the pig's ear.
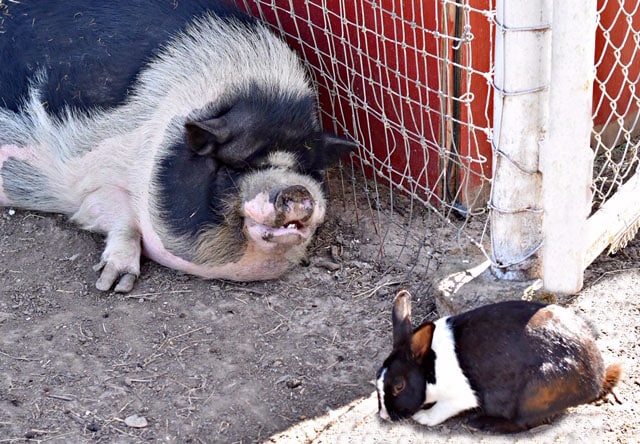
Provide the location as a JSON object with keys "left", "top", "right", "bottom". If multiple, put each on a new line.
{"left": 184, "top": 119, "right": 231, "bottom": 156}
{"left": 320, "top": 133, "right": 357, "bottom": 166}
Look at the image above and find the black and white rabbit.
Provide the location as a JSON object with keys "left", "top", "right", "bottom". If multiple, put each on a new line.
{"left": 376, "top": 291, "right": 622, "bottom": 433}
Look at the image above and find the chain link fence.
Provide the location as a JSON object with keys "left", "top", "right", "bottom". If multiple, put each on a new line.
{"left": 246, "top": 1, "right": 496, "bottom": 213}
{"left": 235, "top": 0, "right": 495, "bottom": 274}
{"left": 592, "top": 0, "right": 640, "bottom": 210}
{"left": 236, "top": 0, "right": 640, "bottom": 289}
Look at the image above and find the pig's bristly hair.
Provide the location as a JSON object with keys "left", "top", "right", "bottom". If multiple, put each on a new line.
{"left": 141, "top": 12, "right": 322, "bottom": 264}
{"left": 0, "top": 2, "right": 353, "bottom": 287}
{"left": 131, "top": 13, "right": 313, "bottom": 129}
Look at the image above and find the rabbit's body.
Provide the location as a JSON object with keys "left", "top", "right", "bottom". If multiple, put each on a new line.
{"left": 376, "top": 293, "right": 621, "bottom": 433}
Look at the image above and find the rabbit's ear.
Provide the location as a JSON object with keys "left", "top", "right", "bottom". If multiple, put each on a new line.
{"left": 411, "top": 323, "right": 435, "bottom": 362}
{"left": 392, "top": 290, "right": 413, "bottom": 348}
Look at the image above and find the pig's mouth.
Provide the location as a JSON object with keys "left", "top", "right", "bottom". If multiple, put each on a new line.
{"left": 244, "top": 217, "right": 312, "bottom": 246}
{"left": 242, "top": 186, "right": 320, "bottom": 248}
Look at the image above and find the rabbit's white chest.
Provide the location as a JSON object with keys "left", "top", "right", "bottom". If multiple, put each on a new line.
{"left": 413, "top": 317, "right": 478, "bottom": 425}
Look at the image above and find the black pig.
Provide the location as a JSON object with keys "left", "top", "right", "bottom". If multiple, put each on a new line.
{"left": 0, "top": 1, "right": 355, "bottom": 292}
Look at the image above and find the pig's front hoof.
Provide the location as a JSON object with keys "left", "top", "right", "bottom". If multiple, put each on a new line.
{"left": 93, "top": 260, "right": 139, "bottom": 293}
{"left": 93, "top": 233, "right": 142, "bottom": 293}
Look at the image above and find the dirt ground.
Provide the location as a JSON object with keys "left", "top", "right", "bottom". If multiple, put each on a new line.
{"left": 0, "top": 173, "right": 638, "bottom": 443}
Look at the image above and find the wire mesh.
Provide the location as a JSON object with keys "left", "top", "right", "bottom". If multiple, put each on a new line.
{"left": 234, "top": 0, "right": 497, "bottom": 270}
{"left": 592, "top": 0, "right": 640, "bottom": 210}
{"left": 233, "top": 0, "right": 640, "bottom": 280}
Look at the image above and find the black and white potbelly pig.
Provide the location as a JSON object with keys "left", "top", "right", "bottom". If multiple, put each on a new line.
{"left": 0, "top": 1, "right": 355, "bottom": 292}
{"left": 376, "top": 291, "right": 622, "bottom": 433}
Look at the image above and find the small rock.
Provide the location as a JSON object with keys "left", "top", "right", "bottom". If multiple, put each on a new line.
{"left": 330, "top": 244, "right": 342, "bottom": 260}
{"left": 315, "top": 258, "right": 341, "bottom": 271}
{"left": 124, "top": 414, "right": 148, "bottom": 428}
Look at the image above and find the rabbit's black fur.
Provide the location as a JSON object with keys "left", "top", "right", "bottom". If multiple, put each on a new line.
{"left": 376, "top": 291, "right": 622, "bottom": 433}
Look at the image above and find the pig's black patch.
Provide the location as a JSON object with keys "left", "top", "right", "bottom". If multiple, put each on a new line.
{"left": 188, "top": 85, "right": 320, "bottom": 170}
{"left": 1, "top": 158, "right": 57, "bottom": 209}
{"left": 154, "top": 139, "right": 237, "bottom": 243}
{"left": 183, "top": 83, "right": 356, "bottom": 178}
{"left": 0, "top": 0, "right": 253, "bottom": 114}
{"left": 155, "top": 87, "right": 320, "bottom": 242}
{"left": 155, "top": 85, "right": 355, "bottom": 244}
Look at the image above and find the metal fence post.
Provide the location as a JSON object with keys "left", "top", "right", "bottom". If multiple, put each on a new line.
{"left": 490, "top": 0, "right": 552, "bottom": 280}
{"left": 539, "top": 0, "right": 597, "bottom": 293}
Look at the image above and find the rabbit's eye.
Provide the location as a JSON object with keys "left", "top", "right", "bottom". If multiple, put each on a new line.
{"left": 392, "top": 380, "right": 405, "bottom": 396}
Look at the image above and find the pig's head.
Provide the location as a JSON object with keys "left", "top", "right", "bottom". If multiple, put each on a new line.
{"left": 151, "top": 86, "right": 355, "bottom": 279}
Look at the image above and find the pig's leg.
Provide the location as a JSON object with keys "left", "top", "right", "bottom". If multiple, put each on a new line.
{"left": 71, "top": 186, "right": 141, "bottom": 293}
{"left": 93, "top": 228, "right": 141, "bottom": 293}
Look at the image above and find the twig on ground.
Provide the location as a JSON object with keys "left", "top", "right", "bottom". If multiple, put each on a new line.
{"left": 0, "top": 349, "right": 36, "bottom": 361}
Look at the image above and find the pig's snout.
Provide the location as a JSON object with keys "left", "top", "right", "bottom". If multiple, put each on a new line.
{"left": 242, "top": 183, "right": 324, "bottom": 247}
{"left": 271, "top": 185, "right": 314, "bottom": 227}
